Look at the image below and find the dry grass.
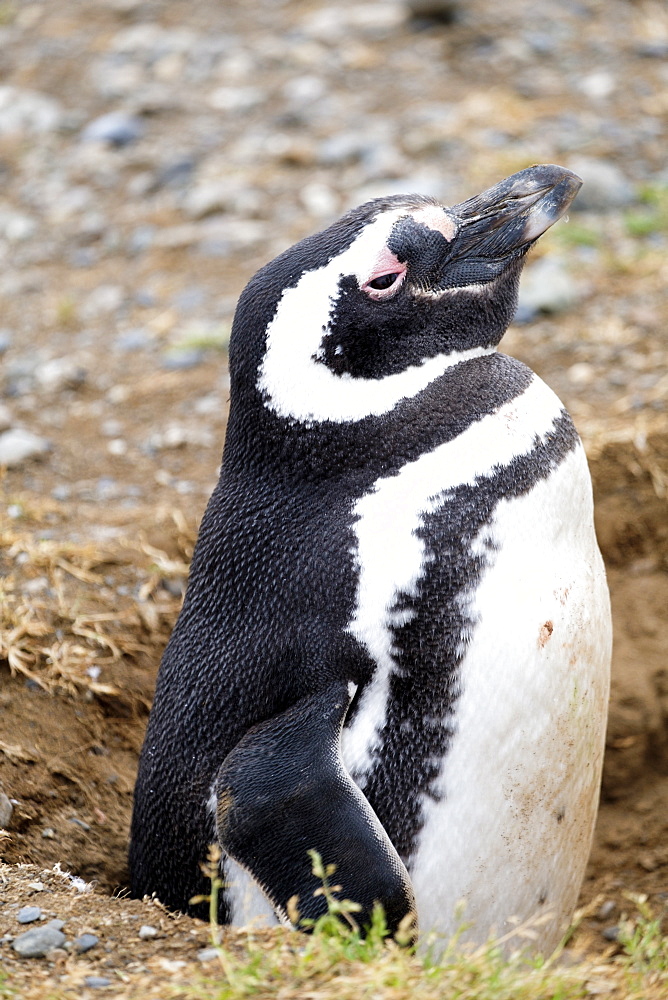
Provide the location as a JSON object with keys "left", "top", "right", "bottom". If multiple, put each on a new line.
{"left": 1, "top": 884, "right": 665, "bottom": 1000}
{"left": 0, "top": 490, "right": 194, "bottom": 703}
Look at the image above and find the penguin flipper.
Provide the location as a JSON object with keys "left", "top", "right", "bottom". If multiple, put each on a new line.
{"left": 215, "top": 681, "right": 416, "bottom": 935}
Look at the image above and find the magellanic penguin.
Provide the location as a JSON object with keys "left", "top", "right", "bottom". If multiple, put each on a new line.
{"left": 130, "top": 164, "right": 612, "bottom": 953}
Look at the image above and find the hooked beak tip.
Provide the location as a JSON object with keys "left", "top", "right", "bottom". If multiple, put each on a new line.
{"left": 520, "top": 169, "right": 583, "bottom": 243}
{"left": 451, "top": 165, "right": 584, "bottom": 255}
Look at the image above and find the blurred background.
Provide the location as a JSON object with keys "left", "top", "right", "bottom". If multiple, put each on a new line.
{"left": 0, "top": 0, "right": 667, "bottom": 935}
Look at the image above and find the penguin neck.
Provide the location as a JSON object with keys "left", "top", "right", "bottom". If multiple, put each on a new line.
{"left": 222, "top": 350, "right": 532, "bottom": 487}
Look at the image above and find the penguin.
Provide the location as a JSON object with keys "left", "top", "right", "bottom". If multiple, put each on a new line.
{"left": 130, "top": 164, "right": 612, "bottom": 952}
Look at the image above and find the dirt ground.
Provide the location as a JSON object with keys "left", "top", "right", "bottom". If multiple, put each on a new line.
{"left": 1, "top": 445, "right": 668, "bottom": 993}
{"left": 1, "top": 0, "right": 668, "bottom": 995}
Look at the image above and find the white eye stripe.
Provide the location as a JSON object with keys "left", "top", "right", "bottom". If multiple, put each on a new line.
{"left": 256, "top": 209, "right": 480, "bottom": 425}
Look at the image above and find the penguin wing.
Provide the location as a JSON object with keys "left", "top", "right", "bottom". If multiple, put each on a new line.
{"left": 214, "top": 681, "right": 416, "bottom": 934}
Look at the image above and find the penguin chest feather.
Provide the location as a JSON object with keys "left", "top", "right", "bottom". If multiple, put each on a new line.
{"left": 412, "top": 445, "right": 610, "bottom": 945}
{"left": 341, "top": 373, "right": 610, "bottom": 944}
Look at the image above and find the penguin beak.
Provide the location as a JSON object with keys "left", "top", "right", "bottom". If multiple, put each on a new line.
{"left": 450, "top": 164, "right": 583, "bottom": 259}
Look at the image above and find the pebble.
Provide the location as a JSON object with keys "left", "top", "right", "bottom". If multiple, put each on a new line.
{"left": 0, "top": 85, "right": 62, "bottom": 135}
{"left": 0, "top": 209, "right": 36, "bottom": 242}
{"left": 568, "top": 362, "right": 594, "bottom": 386}
{"left": 515, "top": 257, "right": 583, "bottom": 321}
{"left": 602, "top": 925, "right": 620, "bottom": 942}
{"left": 74, "top": 933, "right": 99, "bottom": 953}
{"left": 41, "top": 827, "right": 56, "bottom": 839}
{"left": 17, "top": 906, "right": 41, "bottom": 924}
{"left": 81, "top": 111, "right": 145, "bottom": 146}
{"left": 197, "top": 946, "right": 220, "bottom": 962}
{"left": 207, "top": 85, "right": 265, "bottom": 113}
{"left": 302, "top": 4, "right": 405, "bottom": 42}
{"left": 114, "top": 328, "right": 152, "bottom": 352}
{"left": 148, "top": 424, "right": 213, "bottom": 450}
{"left": 568, "top": 156, "right": 635, "bottom": 212}
{"left": 0, "top": 792, "right": 12, "bottom": 829}
{"left": 107, "top": 438, "right": 128, "bottom": 456}
{"left": 182, "top": 182, "right": 233, "bottom": 220}
{"left": 34, "top": 357, "right": 87, "bottom": 393}
{"left": 578, "top": 71, "right": 615, "bottom": 101}
{"left": 0, "top": 328, "right": 12, "bottom": 353}
{"left": 83, "top": 976, "right": 111, "bottom": 988}
{"left": 69, "top": 816, "right": 91, "bottom": 831}
{"left": 0, "top": 428, "right": 50, "bottom": 467}
{"left": 138, "top": 924, "right": 158, "bottom": 939}
{"left": 12, "top": 925, "right": 66, "bottom": 958}
{"left": 82, "top": 284, "right": 126, "bottom": 318}
{"left": 161, "top": 348, "right": 205, "bottom": 371}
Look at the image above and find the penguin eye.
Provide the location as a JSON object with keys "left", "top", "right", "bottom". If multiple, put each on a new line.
{"left": 367, "top": 272, "right": 401, "bottom": 290}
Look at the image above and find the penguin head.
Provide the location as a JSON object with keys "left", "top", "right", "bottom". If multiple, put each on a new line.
{"left": 231, "top": 164, "right": 581, "bottom": 426}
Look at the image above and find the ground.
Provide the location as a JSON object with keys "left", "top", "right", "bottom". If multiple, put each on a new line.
{"left": 0, "top": 0, "right": 667, "bottom": 996}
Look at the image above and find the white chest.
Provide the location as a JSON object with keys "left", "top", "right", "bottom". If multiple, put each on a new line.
{"left": 341, "top": 376, "right": 611, "bottom": 950}
{"left": 409, "top": 446, "right": 610, "bottom": 950}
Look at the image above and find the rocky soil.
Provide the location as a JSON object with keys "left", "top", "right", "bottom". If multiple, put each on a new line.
{"left": 0, "top": 0, "right": 667, "bottom": 994}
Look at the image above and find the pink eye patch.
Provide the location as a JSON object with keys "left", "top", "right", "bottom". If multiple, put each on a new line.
{"left": 361, "top": 247, "right": 407, "bottom": 299}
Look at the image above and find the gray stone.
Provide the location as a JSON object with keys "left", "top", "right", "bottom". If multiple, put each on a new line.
{"left": 17, "top": 906, "right": 41, "bottom": 924}
{"left": 602, "top": 925, "right": 619, "bottom": 942}
{"left": 302, "top": 5, "right": 404, "bottom": 42}
{"left": 197, "top": 946, "right": 220, "bottom": 962}
{"left": 172, "top": 287, "right": 206, "bottom": 312}
{"left": 161, "top": 348, "right": 205, "bottom": 371}
{"left": 34, "top": 357, "right": 87, "bottom": 393}
{"left": 128, "top": 225, "right": 157, "bottom": 255}
{"left": 318, "top": 132, "right": 370, "bottom": 167}
{"left": 154, "top": 157, "right": 195, "bottom": 191}
{"left": 74, "top": 933, "right": 99, "bottom": 953}
{"left": 637, "top": 41, "right": 668, "bottom": 59}
{"left": 207, "top": 86, "right": 265, "bottom": 113}
{"left": 182, "top": 182, "right": 233, "bottom": 220}
{"left": 12, "top": 925, "right": 66, "bottom": 958}
{"left": 568, "top": 157, "right": 635, "bottom": 212}
{"left": 81, "top": 111, "right": 145, "bottom": 146}
{"left": 0, "top": 428, "right": 50, "bottom": 467}
{"left": 46, "top": 920, "right": 65, "bottom": 931}
{"left": 114, "top": 328, "right": 151, "bottom": 352}
{"left": 0, "top": 210, "right": 37, "bottom": 242}
{"left": 83, "top": 977, "right": 111, "bottom": 988}
{"left": 516, "top": 257, "right": 583, "bottom": 319}
{"left": 148, "top": 424, "right": 213, "bottom": 450}
{"left": 138, "top": 924, "right": 158, "bottom": 939}
{"left": 0, "top": 792, "right": 13, "bottom": 828}
{"left": 69, "top": 816, "right": 91, "bottom": 831}
{"left": 578, "top": 71, "right": 615, "bottom": 101}
{"left": 182, "top": 182, "right": 263, "bottom": 222}
{"left": 82, "top": 284, "right": 125, "bottom": 318}
{"left": 0, "top": 86, "right": 62, "bottom": 136}
{"left": 0, "top": 328, "right": 11, "bottom": 353}
{"left": 282, "top": 75, "right": 327, "bottom": 107}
